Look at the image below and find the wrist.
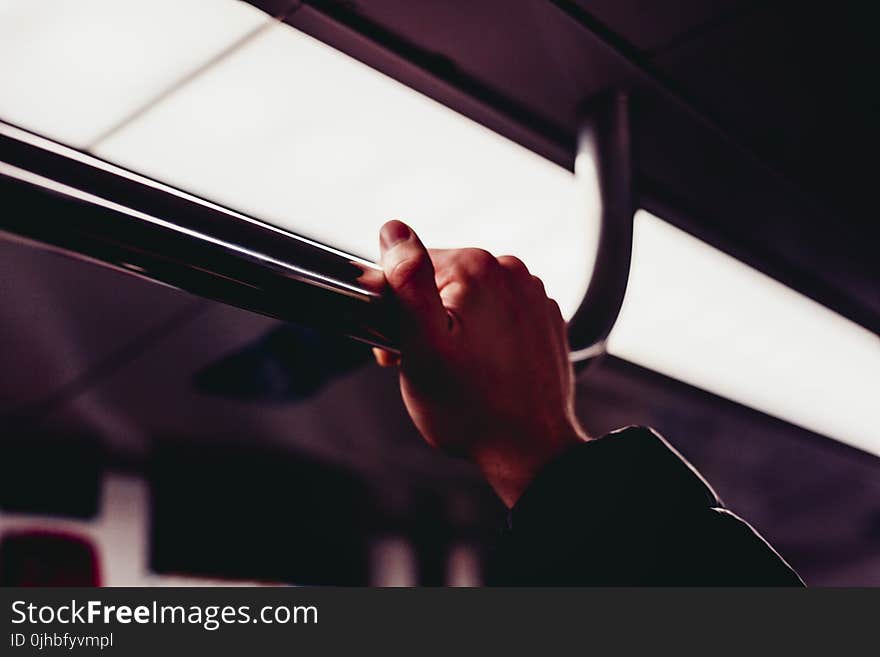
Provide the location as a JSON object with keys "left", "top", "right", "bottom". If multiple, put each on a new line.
{"left": 470, "top": 418, "right": 589, "bottom": 508}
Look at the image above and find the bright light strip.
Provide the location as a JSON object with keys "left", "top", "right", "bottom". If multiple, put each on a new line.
{"left": 94, "top": 20, "right": 597, "bottom": 319}
{"left": 608, "top": 210, "right": 880, "bottom": 454}
{"left": 0, "top": 0, "right": 270, "bottom": 147}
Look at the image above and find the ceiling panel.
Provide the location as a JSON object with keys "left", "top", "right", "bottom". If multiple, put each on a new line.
{"left": 282, "top": 0, "right": 634, "bottom": 138}
{"left": 0, "top": 0, "right": 270, "bottom": 147}
{"left": 572, "top": 0, "right": 755, "bottom": 52}
{"left": 649, "top": 2, "right": 877, "bottom": 214}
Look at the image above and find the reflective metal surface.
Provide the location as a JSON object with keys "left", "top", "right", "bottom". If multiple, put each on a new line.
{"left": 0, "top": 121, "right": 398, "bottom": 350}
{"left": 567, "top": 92, "right": 635, "bottom": 363}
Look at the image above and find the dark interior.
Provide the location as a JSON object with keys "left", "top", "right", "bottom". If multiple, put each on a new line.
{"left": 1, "top": 0, "right": 878, "bottom": 585}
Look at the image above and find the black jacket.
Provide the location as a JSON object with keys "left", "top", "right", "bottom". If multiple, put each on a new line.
{"left": 488, "top": 426, "right": 803, "bottom": 586}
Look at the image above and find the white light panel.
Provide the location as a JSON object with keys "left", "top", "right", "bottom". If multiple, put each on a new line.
{"left": 94, "top": 21, "right": 597, "bottom": 319}
{"left": 608, "top": 210, "right": 880, "bottom": 455}
{"left": 0, "top": 0, "right": 270, "bottom": 147}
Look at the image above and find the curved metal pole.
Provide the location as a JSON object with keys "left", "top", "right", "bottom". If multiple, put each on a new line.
{"left": 567, "top": 91, "right": 635, "bottom": 363}
{"left": 0, "top": 121, "right": 398, "bottom": 351}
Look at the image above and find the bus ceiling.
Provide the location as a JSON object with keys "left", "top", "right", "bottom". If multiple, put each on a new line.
{"left": 244, "top": 0, "right": 877, "bottom": 336}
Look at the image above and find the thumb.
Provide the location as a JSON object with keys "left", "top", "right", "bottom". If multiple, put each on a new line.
{"left": 380, "top": 220, "right": 447, "bottom": 348}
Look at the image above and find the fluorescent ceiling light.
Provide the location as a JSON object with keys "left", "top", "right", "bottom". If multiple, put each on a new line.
{"left": 608, "top": 210, "right": 880, "bottom": 455}
{"left": 94, "top": 21, "right": 598, "bottom": 319}
{"left": 0, "top": 0, "right": 269, "bottom": 147}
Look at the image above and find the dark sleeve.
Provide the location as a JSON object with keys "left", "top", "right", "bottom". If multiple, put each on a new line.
{"left": 487, "top": 426, "right": 804, "bottom": 586}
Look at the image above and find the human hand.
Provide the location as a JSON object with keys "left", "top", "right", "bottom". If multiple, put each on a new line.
{"left": 375, "top": 220, "right": 588, "bottom": 507}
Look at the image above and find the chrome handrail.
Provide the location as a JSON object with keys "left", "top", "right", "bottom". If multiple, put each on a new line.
{"left": 0, "top": 121, "right": 398, "bottom": 350}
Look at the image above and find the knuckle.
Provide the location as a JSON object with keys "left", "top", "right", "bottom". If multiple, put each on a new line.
{"left": 447, "top": 262, "right": 473, "bottom": 284}
{"left": 445, "top": 273, "right": 477, "bottom": 300}
{"left": 462, "top": 249, "right": 498, "bottom": 278}
{"left": 439, "top": 275, "right": 479, "bottom": 310}
{"left": 389, "top": 253, "right": 427, "bottom": 288}
{"left": 497, "top": 255, "right": 530, "bottom": 278}
{"left": 531, "top": 275, "right": 546, "bottom": 295}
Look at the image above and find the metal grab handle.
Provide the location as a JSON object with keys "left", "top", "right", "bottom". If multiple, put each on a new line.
{"left": 0, "top": 121, "right": 398, "bottom": 350}
{"left": 567, "top": 92, "right": 635, "bottom": 363}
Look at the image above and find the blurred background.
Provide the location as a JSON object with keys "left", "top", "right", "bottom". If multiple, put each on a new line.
{"left": 1, "top": 0, "right": 878, "bottom": 586}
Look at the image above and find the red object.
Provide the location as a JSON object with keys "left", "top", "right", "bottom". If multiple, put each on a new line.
{"left": 0, "top": 530, "right": 101, "bottom": 586}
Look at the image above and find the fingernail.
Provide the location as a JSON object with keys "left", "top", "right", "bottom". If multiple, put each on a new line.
{"left": 381, "top": 220, "right": 411, "bottom": 249}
